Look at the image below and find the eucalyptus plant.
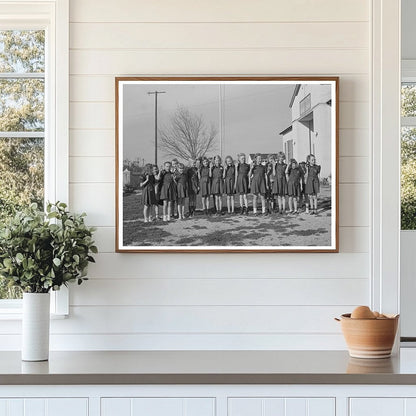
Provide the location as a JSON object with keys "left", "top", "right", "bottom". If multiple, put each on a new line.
{"left": 0, "top": 202, "right": 97, "bottom": 293}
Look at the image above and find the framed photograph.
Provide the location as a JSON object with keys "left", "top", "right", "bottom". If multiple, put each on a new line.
{"left": 116, "top": 77, "right": 339, "bottom": 253}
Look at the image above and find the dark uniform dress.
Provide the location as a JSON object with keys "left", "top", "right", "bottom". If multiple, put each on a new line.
{"left": 199, "top": 166, "right": 211, "bottom": 197}
{"left": 176, "top": 173, "right": 189, "bottom": 200}
{"left": 159, "top": 171, "right": 177, "bottom": 201}
{"left": 187, "top": 167, "right": 199, "bottom": 196}
{"left": 250, "top": 164, "right": 267, "bottom": 195}
{"left": 265, "top": 165, "right": 273, "bottom": 201}
{"left": 299, "top": 164, "right": 307, "bottom": 198}
{"left": 142, "top": 174, "right": 156, "bottom": 205}
{"left": 305, "top": 164, "right": 321, "bottom": 195}
{"left": 287, "top": 166, "right": 302, "bottom": 197}
{"left": 210, "top": 166, "right": 224, "bottom": 195}
{"left": 236, "top": 163, "right": 250, "bottom": 194}
{"left": 154, "top": 176, "right": 163, "bottom": 206}
{"left": 224, "top": 165, "right": 236, "bottom": 196}
{"left": 272, "top": 163, "right": 288, "bottom": 196}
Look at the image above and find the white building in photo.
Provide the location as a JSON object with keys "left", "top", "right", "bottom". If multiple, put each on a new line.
{"left": 280, "top": 84, "right": 332, "bottom": 178}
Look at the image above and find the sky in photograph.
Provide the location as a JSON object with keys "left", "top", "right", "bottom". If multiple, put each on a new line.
{"left": 122, "top": 83, "right": 294, "bottom": 165}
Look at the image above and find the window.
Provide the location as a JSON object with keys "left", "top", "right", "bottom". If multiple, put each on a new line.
{"left": 401, "top": 82, "right": 416, "bottom": 230}
{"left": 0, "top": 0, "right": 69, "bottom": 314}
{"left": 0, "top": 30, "right": 45, "bottom": 300}
{"left": 299, "top": 94, "right": 311, "bottom": 116}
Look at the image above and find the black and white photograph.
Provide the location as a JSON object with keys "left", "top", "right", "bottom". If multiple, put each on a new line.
{"left": 116, "top": 77, "right": 338, "bottom": 252}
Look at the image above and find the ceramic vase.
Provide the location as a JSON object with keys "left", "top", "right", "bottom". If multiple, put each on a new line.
{"left": 22, "top": 293, "right": 50, "bottom": 361}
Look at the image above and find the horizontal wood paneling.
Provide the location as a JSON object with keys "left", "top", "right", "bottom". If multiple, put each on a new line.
{"left": 70, "top": 278, "right": 368, "bottom": 306}
{"left": 69, "top": 74, "right": 369, "bottom": 103}
{"left": 86, "top": 253, "right": 369, "bottom": 279}
{"left": 69, "top": 157, "right": 114, "bottom": 183}
{"left": 339, "top": 184, "right": 369, "bottom": 227}
{"left": 69, "top": 0, "right": 369, "bottom": 23}
{"left": 339, "top": 129, "right": 369, "bottom": 157}
{"left": 69, "top": 49, "right": 368, "bottom": 76}
{"left": 69, "top": 129, "right": 114, "bottom": 157}
{"left": 60, "top": 0, "right": 372, "bottom": 351}
{"left": 70, "top": 22, "right": 368, "bottom": 50}
{"left": 339, "top": 157, "right": 369, "bottom": 183}
{"left": 0, "top": 306, "right": 352, "bottom": 335}
{"left": 0, "top": 333, "right": 347, "bottom": 350}
{"left": 69, "top": 183, "right": 114, "bottom": 226}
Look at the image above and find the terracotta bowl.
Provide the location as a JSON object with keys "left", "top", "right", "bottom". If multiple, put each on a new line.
{"left": 337, "top": 313, "right": 399, "bottom": 359}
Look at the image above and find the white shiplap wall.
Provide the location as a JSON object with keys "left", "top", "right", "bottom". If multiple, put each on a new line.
{"left": 57, "top": 0, "right": 371, "bottom": 350}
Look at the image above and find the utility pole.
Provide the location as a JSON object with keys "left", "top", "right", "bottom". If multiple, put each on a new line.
{"left": 147, "top": 90, "right": 166, "bottom": 165}
{"left": 219, "top": 84, "right": 225, "bottom": 159}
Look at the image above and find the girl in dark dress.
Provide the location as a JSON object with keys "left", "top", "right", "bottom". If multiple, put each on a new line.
{"left": 223, "top": 155, "right": 236, "bottom": 214}
{"left": 198, "top": 157, "right": 211, "bottom": 215}
{"left": 265, "top": 154, "right": 276, "bottom": 214}
{"left": 175, "top": 163, "right": 188, "bottom": 220}
{"left": 170, "top": 158, "right": 179, "bottom": 218}
{"left": 152, "top": 165, "right": 163, "bottom": 220}
{"left": 305, "top": 154, "right": 321, "bottom": 215}
{"left": 249, "top": 154, "right": 267, "bottom": 215}
{"left": 298, "top": 161, "right": 307, "bottom": 212}
{"left": 140, "top": 163, "right": 156, "bottom": 223}
{"left": 286, "top": 159, "right": 302, "bottom": 214}
{"left": 272, "top": 151, "right": 288, "bottom": 214}
{"left": 187, "top": 159, "right": 199, "bottom": 218}
{"left": 210, "top": 155, "right": 224, "bottom": 215}
{"left": 159, "top": 161, "right": 177, "bottom": 221}
{"left": 235, "top": 153, "right": 250, "bottom": 214}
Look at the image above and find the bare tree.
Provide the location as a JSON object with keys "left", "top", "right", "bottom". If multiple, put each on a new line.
{"left": 159, "top": 106, "right": 217, "bottom": 160}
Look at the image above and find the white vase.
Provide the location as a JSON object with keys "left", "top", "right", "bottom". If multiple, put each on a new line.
{"left": 22, "top": 292, "right": 50, "bottom": 361}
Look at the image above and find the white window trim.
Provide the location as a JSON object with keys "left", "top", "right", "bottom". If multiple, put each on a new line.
{"left": 0, "top": 0, "right": 69, "bottom": 317}
{"left": 371, "top": 0, "right": 401, "bottom": 325}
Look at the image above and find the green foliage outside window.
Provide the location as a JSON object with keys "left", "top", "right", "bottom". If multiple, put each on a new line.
{"left": 0, "top": 30, "right": 45, "bottom": 299}
{"left": 401, "top": 85, "right": 416, "bottom": 230}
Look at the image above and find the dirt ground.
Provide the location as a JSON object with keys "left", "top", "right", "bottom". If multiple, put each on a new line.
{"left": 123, "top": 186, "right": 332, "bottom": 247}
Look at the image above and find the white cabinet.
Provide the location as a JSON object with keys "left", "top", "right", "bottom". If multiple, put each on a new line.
{"left": 349, "top": 398, "right": 416, "bottom": 416}
{"left": 101, "top": 398, "right": 215, "bottom": 416}
{"left": 228, "top": 397, "right": 335, "bottom": 416}
{"left": 0, "top": 398, "right": 88, "bottom": 416}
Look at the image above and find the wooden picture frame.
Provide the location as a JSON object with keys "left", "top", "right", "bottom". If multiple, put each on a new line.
{"left": 115, "top": 77, "right": 339, "bottom": 253}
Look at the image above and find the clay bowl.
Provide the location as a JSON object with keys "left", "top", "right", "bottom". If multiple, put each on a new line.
{"left": 336, "top": 313, "right": 399, "bottom": 359}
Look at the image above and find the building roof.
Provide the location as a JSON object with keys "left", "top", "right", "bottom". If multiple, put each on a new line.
{"left": 289, "top": 84, "right": 301, "bottom": 108}
{"left": 279, "top": 125, "right": 293, "bottom": 136}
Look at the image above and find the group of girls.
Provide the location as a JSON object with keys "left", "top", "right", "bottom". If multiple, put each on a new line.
{"left": 140, "top": 152, "right": 321, "bottom": 222}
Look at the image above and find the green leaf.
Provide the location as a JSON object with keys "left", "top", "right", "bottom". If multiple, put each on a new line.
{"left": 52, "top": 258, "right": 61, "bottom": 266}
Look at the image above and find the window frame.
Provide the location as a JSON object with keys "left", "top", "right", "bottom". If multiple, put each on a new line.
{"left": 0, "top": 0, "right": 69, "bottom": 316}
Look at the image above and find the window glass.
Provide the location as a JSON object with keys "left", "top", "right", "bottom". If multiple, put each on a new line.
{"left": 0, "top": 30, "right": 45, "bottom": 299}
{"left": 401, "top": 82, "right": 416, "bottom": 230}
{"left": 0, "top": 79, "right": 44, "bottom": 131}
{"left": 0, "top": 30, "right": 45, "bottom": 73}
